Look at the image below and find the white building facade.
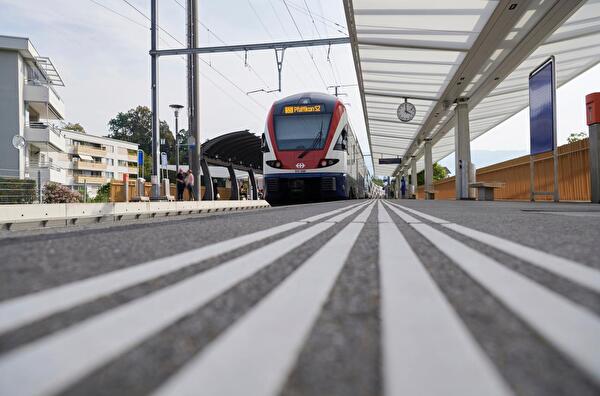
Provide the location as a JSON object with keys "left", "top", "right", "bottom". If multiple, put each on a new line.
{"left": 0, "top": 35, "right": 138, "bottom": 196}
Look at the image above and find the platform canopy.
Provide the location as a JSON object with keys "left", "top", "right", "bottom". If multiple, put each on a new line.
{"left": 344, "top": 0, "right": 600, "bottom": 176}
{"left": 201, "top": 129, "right": 262, "bottom": 172}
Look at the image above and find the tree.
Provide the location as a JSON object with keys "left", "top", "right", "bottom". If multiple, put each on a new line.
{"left": 567, "top": 131, "right": 587, "bottom": 143}
{"left": 417, "top": 162, "right": 450, "bottom": 185}
{"left": 107, "top": 106, "right": 176, "bottom": 165}
{"left": 63, "top": 122, "right": 85, "bottom": 133}
{"left": 371, "top": 177, "right": 384, "bottom": 187}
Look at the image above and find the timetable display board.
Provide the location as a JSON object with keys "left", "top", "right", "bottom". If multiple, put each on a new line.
{"left": 529, "top": 57, "right": 556, "bottom": 155}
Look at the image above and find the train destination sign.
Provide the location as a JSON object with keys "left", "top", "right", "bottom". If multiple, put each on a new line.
{"left": 283, "top": 104, "right": 323, "bottom": 114}
{"left": 378, "top": 158, "right": 402, "bottom": 165}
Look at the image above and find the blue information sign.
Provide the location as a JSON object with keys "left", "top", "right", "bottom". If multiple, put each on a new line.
{"left": 138, "top": 149, "right": 144, "bottom": 166}
{"left": 529, "top": 57, "right": 556, "bottom": 155}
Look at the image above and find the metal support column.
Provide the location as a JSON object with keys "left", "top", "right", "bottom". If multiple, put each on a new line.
{"left": 248, "top": 169, "right": 258, "bottom": 200}
{"left": 150, "top": 0, "right": 160, "bottom": 199}
{"left": 424, "top": 139, "right": 433, "bottom": 200}
{"left": 590, "top": 123, "right": 600, "bottom": 203}
{"left": 187, "top": 0, "right": 201, "bottom": 201}
{"left": 455, "top": 99, "right": 471, "bottom": 200}
{"left": 227, "top": 164, "right": 239, "bottom": 200}
{"left": 200, "top": 158, "right": 213, "bottom": 200}
{"left": 424, "top": 139, "right": 433, "bottom": 199}
{"left": 410, "top": 156, "right": 417, "bottom": 198}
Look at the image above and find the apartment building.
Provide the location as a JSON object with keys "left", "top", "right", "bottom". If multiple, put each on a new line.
{"left": 0, "top": 35, "right": 138, "bottom": 196}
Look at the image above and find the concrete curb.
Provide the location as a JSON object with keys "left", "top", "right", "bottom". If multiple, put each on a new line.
{"left": 0, "top": 200, "right": 270, "bottom": 231}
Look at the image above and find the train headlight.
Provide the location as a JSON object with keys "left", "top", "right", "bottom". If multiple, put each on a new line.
{"left": 266, "top": 160, "right": 282, "bottom": 168}
{"left": 317, "top": 159, "right": 339, "bottom": 168}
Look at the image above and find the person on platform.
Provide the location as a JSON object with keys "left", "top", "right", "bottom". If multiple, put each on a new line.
{"left": 176, "top": 168, "right": 185, "bottom": 201}
{"left": 401, "top": 176, "right": 407, "bottom": 199}
{"left": 185, "top": 169, "right": 195, "bottom": 201}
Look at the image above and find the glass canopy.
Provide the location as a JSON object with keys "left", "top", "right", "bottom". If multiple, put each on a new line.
{"left": 346, "top": 0, "right": 600, "bottom": 175}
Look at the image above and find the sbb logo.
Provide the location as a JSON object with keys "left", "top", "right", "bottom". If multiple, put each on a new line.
{"left": 295, "top": 163, "right": 305, "bottom": 169}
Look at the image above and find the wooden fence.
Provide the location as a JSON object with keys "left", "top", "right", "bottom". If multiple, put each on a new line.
{"left": 416, "top": 138, "right": 591, "bottom": 201}
{"left": 109, "top": 181, "right": 232, "bottom": 202}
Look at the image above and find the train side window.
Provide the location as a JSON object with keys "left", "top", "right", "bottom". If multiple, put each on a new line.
{"left": 334, "top": 129, "right": 348, "bottom": 151}
{"left": 261, "top": 133, "right": 270, "bottom": 152}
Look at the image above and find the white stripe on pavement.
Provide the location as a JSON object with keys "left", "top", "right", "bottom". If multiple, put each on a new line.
{"left": 387, "top": 201, "right": 600, "bottom": 294}
{"left": 153, "top": 203, "right": 375, "bottom": 396}
{"left": 387, "top": 201, "right": 448, "bottom": 223}
{"left": 0, "top": 203, "right": 368, "bottom": 396}
{"left": 403, "top": 220, "right": 600, "bottom": 386}
{"left": 378, "top": 202, "right": 511, "bottom": 396}
{"left": 0, "top": 202, "right": 363, "bottom": 335}
{"left": 444, "top": 223, "right": 600, "bottom": 294}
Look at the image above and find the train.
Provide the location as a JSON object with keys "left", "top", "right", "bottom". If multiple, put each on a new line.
{"left": 261, "top": 92, "right": 371, "bottom": 203}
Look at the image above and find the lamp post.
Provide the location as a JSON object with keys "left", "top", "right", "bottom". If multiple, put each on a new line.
{"left": 169, "top": 104, "right": 184, "bottom": 174}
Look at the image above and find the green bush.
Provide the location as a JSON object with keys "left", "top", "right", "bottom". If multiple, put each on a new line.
{"left": 43, "top": 182, "right": 82, "bottom": 203}
{"left": 0, "top": 177, "right": 37, "bottom": 204}
{"left": 92, "top": 183, "right": 111, "bottom": 203}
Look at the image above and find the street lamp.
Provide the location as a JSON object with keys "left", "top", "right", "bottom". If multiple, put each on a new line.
{"left": 169, "top": 104, "right": 184, "bottom": 174}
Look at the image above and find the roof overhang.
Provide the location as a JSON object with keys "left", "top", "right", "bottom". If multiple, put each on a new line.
{"left": 344, "top": 0, "right": 600, "bottom": 176}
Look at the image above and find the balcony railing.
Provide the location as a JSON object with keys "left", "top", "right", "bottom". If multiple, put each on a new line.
{"left": 127, "top": 154, "right": 138, "bottom": 162}
{"left": 128, "top": 166, "right": 139, "bottom": 174}
{"left": 73, "top": 161, "right": 107, "bottom": 171}
{"left": 74, "top": 175, "right": 106, "bottom": 184}
{"left": 73, "top": 145, "right": 106, "bottom": 157}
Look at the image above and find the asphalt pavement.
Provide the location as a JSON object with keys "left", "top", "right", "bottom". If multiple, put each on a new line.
{"left": 0, "top": 199, "right": 599, "bottom": 396}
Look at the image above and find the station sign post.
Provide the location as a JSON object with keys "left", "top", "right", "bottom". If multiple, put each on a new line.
{"left": 528, "top": 56, "right": 559, "bottom": 202}
{"left": 586, "top": 92, "right": 600, "bottom": 203}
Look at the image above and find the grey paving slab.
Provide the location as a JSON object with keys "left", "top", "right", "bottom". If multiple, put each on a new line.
{"left": 388, "top": 199, "right": 600, "bottom": 269}
{"left": 0, "top": 201, "right": 359, "bottom": 300}
{"left": 0, "top": 199, "right": 598, "bottom": 396}
{"left": 385, "top": 206, "right": 599, "bottom": 396}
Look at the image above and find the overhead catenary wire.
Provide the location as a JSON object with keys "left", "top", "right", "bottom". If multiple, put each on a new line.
{"left": 281, "top": 0, "right": 328, "bottom": 89}
{"left": 170, "top": 0, "right": 273, "bottom": 91}
{"left": 246, "top": 0, "right": 312, "bottom": 89}
{"left": 118, "top": 0, "right": 267, "bottom": 111}
{"left": 286, "top": 0, "right": 348, "bottom": 35}
{"left": 88, "top": 0, "right": 265, "bottom": 123}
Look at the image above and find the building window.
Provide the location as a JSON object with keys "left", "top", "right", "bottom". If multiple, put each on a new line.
{"left": 105, "top": 145, "right": 114, "bottom": 153}
{"left": 106, "top": 158, "right": 114, "bottom": 166}
{"left": 106, "top": 171, "right": 114, "bottom": 179}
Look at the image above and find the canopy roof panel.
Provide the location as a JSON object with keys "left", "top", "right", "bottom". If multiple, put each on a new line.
{"left": 345, "top": 0, "right": 600, "bottom": 176}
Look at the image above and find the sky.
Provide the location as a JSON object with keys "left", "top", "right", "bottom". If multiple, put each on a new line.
{"left": 1, "top": 0, "right": 599, "bottom": 177}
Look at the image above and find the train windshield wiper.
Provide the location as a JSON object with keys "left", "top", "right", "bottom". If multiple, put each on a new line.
{"left": 298, "top": 119, "right": 323, "bottom": 159}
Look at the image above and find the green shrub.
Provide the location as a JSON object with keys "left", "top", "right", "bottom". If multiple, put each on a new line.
{"left": 92, "top": 183, "right": 111, "bottom": 203}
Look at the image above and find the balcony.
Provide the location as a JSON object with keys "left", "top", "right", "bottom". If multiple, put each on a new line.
{"left": 128, "top": 166, "right": 139, "bottom": 174}
{"left": 127, "top": 154, "right": 138, "bottom": 162}
{"left": 74, "top": 175, "right": 106, "bottom": 185}
{"left": 24, "top": 123, "right": 66, "bottom": 152}
{"left": 73, "top": 145, "right": 106, "bottom": 157}
{"left": 74, "top": 161, "right": 107, "bottom": 171}
{"left": 23, "top": 81, "right": 66, "bottom": 120}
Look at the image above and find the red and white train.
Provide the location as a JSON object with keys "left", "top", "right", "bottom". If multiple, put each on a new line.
{"left": 262, "top": 92, "right": 370, "bottom": 203}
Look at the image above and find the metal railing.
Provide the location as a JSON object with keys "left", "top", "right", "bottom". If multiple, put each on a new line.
{"left": 25, "top": 121, "right": 64, "bottom": 139}
{"left": 0, "top": 169, "right": 41, "bottom": 204}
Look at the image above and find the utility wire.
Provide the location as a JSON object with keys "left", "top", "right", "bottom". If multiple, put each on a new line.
{"left": 286, "top": 0, "right": 347, "bottom": 35}
{"left": 89, "top": 0, "right": 148, "bottom": 29}
{"left": 118, "top": 0, "right": 267, "bottom": 110}
{"left": 246, "top": 0, "right": 311, "bottom": 89}
{"left": 170, "top": 0, "right": 273, "bottom": 90}
{"left": 89, "top": 0, "right": 265, "bottom": 121}
{"left": 281, "top": 0, "right": 328, "bottom": 88}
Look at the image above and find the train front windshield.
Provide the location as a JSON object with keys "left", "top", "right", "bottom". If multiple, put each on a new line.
{"left": 274, "top": 113, "right": 332, "bottom": 151}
